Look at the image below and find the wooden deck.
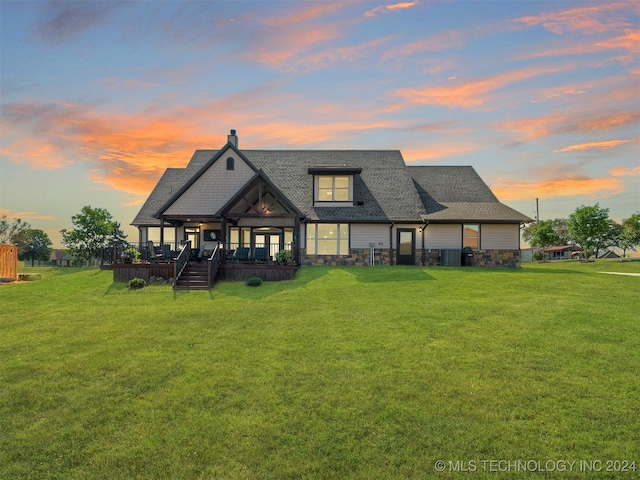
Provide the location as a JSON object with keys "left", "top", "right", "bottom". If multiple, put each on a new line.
{"left": 111, "top": 263, "right": 174, "bottom": 283}
{"left": 220, "top": 263, "right": 296, "bottom": 281}
{"left": 111, "top": 261, "right": 296, "bottom": 284}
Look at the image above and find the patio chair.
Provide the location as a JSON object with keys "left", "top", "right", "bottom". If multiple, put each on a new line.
{"left": 253, "top": 247, "right": 268, "bottom": 262}
{"left": 233, "top": 247, "right": 250, "bottom": 262}
{"left": 147, "top": 241, "right": 165, "bottom": 262}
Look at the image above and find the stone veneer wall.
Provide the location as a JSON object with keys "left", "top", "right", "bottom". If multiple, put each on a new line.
{"left": 473, "top": 249, "right": 521, "bottom": 268}
{"left": 300, "top": 248, "right": 521, "bottom": 268}
{"left": 300, "top": 248, "right": 392, "bottom": 266}
{"left": 423, "top": 249, "right": 521, "bottom": 268}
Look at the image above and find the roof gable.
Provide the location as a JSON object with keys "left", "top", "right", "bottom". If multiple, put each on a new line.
{"left": 217, "top": 170, "right": 304, "bottom": 218}
{"left": 158, "top": 144, "right": 259, "bottom": 218}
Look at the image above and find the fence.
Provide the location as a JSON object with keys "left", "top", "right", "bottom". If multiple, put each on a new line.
{"left": 0, "top": 244, "right": 18, "bottom": 280}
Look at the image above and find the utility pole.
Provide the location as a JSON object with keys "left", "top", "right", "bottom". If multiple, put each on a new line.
{"left": 536, "top": 198, "right": 539, "bottom": 223}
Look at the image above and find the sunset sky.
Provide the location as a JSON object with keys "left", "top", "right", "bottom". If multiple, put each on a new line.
{"left": 1, "top": 0, "right": 638, "bottom": 247}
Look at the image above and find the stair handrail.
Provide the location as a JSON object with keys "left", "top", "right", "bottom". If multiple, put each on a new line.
{"left": 207, "top": 243, "right": 220, "bottom": 288}
{"left": 174, "top": 241, "right": 191, "bottom": 285}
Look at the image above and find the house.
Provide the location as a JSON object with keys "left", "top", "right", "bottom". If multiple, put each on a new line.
{"left": 542, "top": 245, "right": 579, "bottom": 260}
{"left": 50, "top": 249, "right": 73, "bottom": 267}
{"left": 131, "top": 130, "right": 532, "bottom": 281}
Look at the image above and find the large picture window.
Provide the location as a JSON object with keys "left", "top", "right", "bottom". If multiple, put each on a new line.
{"left": 317, "top": 175, "right": 350, "bottom": 202}
{"left": 463, "top": 224, "right": 479, "bottom": 249}
{"left": 307, "top": 223, "right": 349, "bottom": 255}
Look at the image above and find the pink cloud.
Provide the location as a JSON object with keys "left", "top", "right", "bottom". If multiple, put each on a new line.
{"left": 403, "top": 143, "right": 480, "bottom": 162}
{"left": 610, "top": 165, "right": 640, "bottom": 176}
{"left": 499, "top": 110, "right": 640, "bottom": 138}
{"left": 1, "top": 95, "right": 406, "bottom": 200}
{"left": 0, "top": 209, "right": 57, "bottom": 221}
{"left": 389, "top": 65, "right": 564, "bottom": 109}
{"left": 365, "top": 1, "right": 420, "bottom": 17}
{"left": 553, "top": 139, "right": 631, "bottom": 153}
{"left": 514, "top": 2, "right": 636, "bottom": 35}
{"left": 493, "top": 176, "right": 625, "bottom": 201}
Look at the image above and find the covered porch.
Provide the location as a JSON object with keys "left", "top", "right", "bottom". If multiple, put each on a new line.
{"left": 117, "top": 173, "right": 304, "bottom": 288}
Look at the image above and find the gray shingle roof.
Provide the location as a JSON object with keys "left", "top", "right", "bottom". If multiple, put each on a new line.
{"left": 243, "top": 150, "right": 427, "bottom": 222}
{"left": 408, "top": 166, "right": 533, "bottom": 222}
{"left": 132, "top": 148, "right": 531, "bottom": 226}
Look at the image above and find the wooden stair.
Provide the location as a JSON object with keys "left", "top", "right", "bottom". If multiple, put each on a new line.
{"left": 174, "top": 261, "right": 210, "bottom": 290}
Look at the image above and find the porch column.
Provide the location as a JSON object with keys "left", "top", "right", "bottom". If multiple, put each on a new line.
{"left": 160, "top": 218, "right": 165, "bottom": 245}
{"left": 221, "top": 217, "right": 227, "bottom": 263}
{"left": 294, "top": 216, "right": 301, "bottom": 264}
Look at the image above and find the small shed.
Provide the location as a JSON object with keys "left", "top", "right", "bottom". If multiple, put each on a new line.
{"left": 0, "top": 244, "right": 18, "bottom": 282}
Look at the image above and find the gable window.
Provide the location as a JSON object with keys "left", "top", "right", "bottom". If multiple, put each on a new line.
{"left": 315, "top": 175, "right": 353, "bottom": 204}
{"left": 306, "top": 223, "right": 349, "bottom": 255}
{"left": 318, "top": 175, "right": 349, "bottom": 201}
{"left": 226, "top": 157, "right": 234, "bottom": 170}
{"left": 463, "top": 224, "right": 479, "bottom": 249}
{"left": 308, "top": 167, "right": 360, "bottom": 206}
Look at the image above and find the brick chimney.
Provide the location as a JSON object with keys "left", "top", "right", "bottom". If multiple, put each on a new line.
{"left": 227, "top": 129, "right": 238, "bottom": 148}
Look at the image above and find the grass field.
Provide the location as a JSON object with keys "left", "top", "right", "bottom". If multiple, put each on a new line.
{"left": 1, "top": 260, "right": 639, "bottom": 479}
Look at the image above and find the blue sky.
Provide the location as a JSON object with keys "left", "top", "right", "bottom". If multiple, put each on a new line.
{"left": 1, "top": 0, "right": 638, "bottom": 247}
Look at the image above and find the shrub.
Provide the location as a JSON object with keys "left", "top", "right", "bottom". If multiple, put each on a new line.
{"left": 125, "top": 247, "right": 141, "bottom": 264}
{"left": 533, "top": 251, "right": 545, "bottom": 262}
{"left": 246, "top": 277, "right": 263, "bottom": 287}
{"left": 275, "top": 249, "right": 293, "bottom": 265}
{"left": 127, "top": 277, "right": 146, "bottom": 289}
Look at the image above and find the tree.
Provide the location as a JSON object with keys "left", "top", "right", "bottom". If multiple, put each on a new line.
{"left": 567, "top": 203, "right": 610, "bottom": 260}
{"left": 61, "top": 206, "right": 127, "bottom": 265}
{"left": 619, "top": 213, "right": 640, "bottom": 257}
{"left": 15, "top": 229, "right": 52, "bottom": 266}
{"left": 597, "top": 220, "right": 622, "bottom": 258}
{"left": 522, "top": 220, "right": 561, "bottom": 260}
{"left": 0, "top": 216, "right": 30, "bottom": 244}
{"left": 550, "top": 218, "right": 571, "bottom": 245}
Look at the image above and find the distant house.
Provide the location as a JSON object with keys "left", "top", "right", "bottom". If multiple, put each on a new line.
{"left": 543, "top": 245, "right": 579, "bottom": 260}
{"left": 50, "top": 249, "right": 73, "bottom": 267}
{"left": 599, "top": 250, "right": 620, "bottom": 259}
{"left": 132, "top": 130, "right": 532, "bottom": 271}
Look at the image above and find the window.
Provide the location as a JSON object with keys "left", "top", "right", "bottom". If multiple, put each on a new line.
{"left": 226, "top": 157, "right": 234, "bottom": 170}
{"left": 463, "top": 224, "right": 479, "bottom": 249}
{"left": 228, "top": 227, "right": 251, "bottom": 248}
{"left": 316, "top": 175, "right": 351, "bottom": 202}
{"left": 306, "top": 223, "right": 349, "bottom": 255}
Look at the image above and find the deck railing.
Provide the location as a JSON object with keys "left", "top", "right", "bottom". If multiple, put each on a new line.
{"left": 173, "top": 241, "right": 191, "bottom": 284}
{"left": 224, "top": 242, "right": 296, "bottom": 264}
{"left": 104, "top": 241, "right": 181, "bottom": 264}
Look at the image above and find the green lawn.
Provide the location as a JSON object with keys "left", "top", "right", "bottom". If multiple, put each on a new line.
{"left": 1, "top": 261, "right": 639, "bottom": 479}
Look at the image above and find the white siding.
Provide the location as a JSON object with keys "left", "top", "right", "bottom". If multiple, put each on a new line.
{"left": 481, "top": 224, "right": 520, "bottom": 249}
{"left": 165, "top": 151, "right": 255, "bottom": 216}
{"left": 351, "top": 224, "right": 391, "bottom": 248}
{"left": 425, "top": 224, "right": 461, "bottom": 249}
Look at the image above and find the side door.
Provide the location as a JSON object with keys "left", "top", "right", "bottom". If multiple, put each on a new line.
{"left": 396, "top": 228, "right": 415, "bottom": 265}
